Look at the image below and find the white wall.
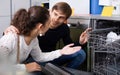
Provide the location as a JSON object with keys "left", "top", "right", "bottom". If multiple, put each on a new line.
{"left": 31, "top": 0, "right": 42, "bottom": 6}
{"left": 12, "top": 0, "right": 30, "bottom": 17}
{"left": 0, "top": 0, "right": 11, "bottom": 37}
{"left": 0, "top": 0, "right": 30, "bottom": 38}
{"left": 49, "top": 0, "right": 90, "bottom": 15}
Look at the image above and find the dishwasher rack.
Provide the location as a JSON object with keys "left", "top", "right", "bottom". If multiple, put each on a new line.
{"left": 89, "top": 29, "right": 120, "bottom": 75}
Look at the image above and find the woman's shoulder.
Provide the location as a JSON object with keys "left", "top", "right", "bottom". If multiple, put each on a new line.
{"left": 3, "top": 32, "right": 17, "bottom": 38}
{"left": 0, "top": 32, "right": 18, "bottom": 44}
{"left": 30, "top": 37, "right": 38, "bottom": 45}
{"left": 0, "top": 32, "right": 18, "bottom": 50}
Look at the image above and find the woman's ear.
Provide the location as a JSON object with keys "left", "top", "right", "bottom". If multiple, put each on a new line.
{"left": 37, "top": 23, "right": 43, "bottom": 29}
{"left": 37, "top": 23, "right": 43, "bottom": 36}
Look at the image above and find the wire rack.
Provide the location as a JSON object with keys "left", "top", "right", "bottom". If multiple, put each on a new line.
{"left": 89, "top": 30, "right": 120, "bottom": 75}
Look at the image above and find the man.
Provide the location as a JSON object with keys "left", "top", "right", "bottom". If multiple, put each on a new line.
{"left": 37, "top": 2, "right": 91, "bottom": 69}
{"left": 4, "top": 2, "right": 91, "bottom": 69}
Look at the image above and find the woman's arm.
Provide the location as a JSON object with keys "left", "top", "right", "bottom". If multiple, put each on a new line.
{"left": 30, "top": 39, "right": 81, "bottom": 62}
{"left": 0, "top": 33, "right": 41, "bottom": 72}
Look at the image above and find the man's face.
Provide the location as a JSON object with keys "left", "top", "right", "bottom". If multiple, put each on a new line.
{"left": 49, "top": 9, "right": 67, "bottom": 29}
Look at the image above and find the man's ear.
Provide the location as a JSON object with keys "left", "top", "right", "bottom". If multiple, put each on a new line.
{"left": 49, "top": 10, "right": 52, "bottom": 15}
{"left": 48, "top": 9, "right": 50, "bottom": 11}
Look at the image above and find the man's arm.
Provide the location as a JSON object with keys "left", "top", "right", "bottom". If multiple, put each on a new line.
{"left": 62, "top": 24, "right": 92, "bottom": 46}
{"left": 79, "top": 28, "right": 92, "bottom": 45}
{"left": 4, "top": 25, "right": 19, "bottom": 35}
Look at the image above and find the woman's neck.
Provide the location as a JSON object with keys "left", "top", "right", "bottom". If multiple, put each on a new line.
{"left": 24, "top": 36, "right": 33, "bottom": 45}
{"left": 24, "top": 28, "right": 39, "bottom": 45}
{"left": 24, "top": 34, "right": 37, "bottom": 45}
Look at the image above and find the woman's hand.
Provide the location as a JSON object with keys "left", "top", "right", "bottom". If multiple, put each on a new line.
{"left": 4, "top": 25, "right": 19, "bottom": 35}
{"left": 25, "top": 62, "right": 41, "bottom": 72}
{"left": 79, "top": 28, "right": 92, "bottom": 44}
{"left": 60, "top": 43, "right": 81, "bottom": 55}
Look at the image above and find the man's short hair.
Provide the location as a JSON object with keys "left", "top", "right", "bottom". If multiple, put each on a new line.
{"left": 52, "top": 2, "right": 72, "bottom": 19}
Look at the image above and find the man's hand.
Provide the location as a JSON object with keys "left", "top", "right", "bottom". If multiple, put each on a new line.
{"left": 4, "top": 25, "right": 19, "bottom": 35}
{"left": 79, "top": 28, "right": 92, "bottom": 45}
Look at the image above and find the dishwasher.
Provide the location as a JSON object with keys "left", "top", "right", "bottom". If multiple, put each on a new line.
{"left": 89, "top": 20, "right": 120, "bottom": 75}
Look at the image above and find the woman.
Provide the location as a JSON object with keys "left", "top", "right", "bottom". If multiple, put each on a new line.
{"left": 0, "top": 6, "right": 81, "bottom": 73}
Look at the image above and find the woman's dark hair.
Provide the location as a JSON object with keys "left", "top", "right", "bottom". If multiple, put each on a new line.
{"left": 11, "top": 6, "right": 49, "bottom": 36}
{"left": 52, "top": 2, "right": 72, "bottom": 19}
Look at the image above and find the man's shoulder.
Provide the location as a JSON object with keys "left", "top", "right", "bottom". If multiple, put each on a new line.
{"left": 59, "top": 23, "right": 69, "bottom": 29}
{"left": 48, "top": 23, "right": 69, "bottom": 32}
